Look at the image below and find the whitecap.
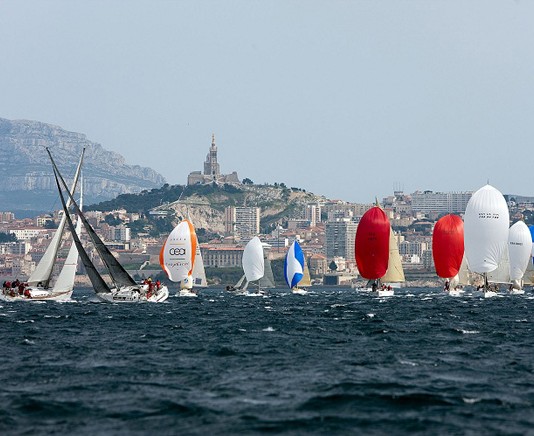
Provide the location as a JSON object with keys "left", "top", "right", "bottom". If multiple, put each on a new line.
{"left": 463, "top": 397, "right": 481, "bottom": 404}
{"left": 238, "top": 328, "right": 247, "bottom": 332}
{"left": 458, "top": 329, "right": 479, "bottom": 334}
{"left": 366, "top": 313, "right": 375, "bottom": 318}
{"left": 262, "top": 327, "right": 275, "bottom": 332}
{"left": 399, "top": 360, "right": 418, "bottom": 366}
{"left": 17, "top": 320, "right": 34, "bottom": 323}
{"left": 23, "top": 338, "right": 35, "bottom": 345}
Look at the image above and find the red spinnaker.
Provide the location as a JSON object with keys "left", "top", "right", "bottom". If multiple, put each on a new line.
{"left": 432, "top": 214, "right": 464, "bottom": 278}
{"left": 355, "top": 207, "right": 391, "bottom": 279}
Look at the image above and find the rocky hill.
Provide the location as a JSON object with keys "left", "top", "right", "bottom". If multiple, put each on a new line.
{"left": 90, "top": 182, "right": 326, "bottom": 236}
{"left": 0, "top": 118, "right": 166, "bottom": 211}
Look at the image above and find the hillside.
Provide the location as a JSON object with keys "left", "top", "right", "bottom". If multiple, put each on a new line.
{"left": 89, "top": 182, "right": 326, "bottom": 236}
{"left": 0, "top": 118, "right": 165, "bottom": 211}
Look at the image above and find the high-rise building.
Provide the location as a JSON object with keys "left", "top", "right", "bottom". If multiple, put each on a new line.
{"left": 411, "top": 191, "right": 472, "bottom": 214}
{"left": 325, "top": 219, "right": 357, "bottom": 265}
{"left": 225, "top": 206, "right": 261, "bottom": 241}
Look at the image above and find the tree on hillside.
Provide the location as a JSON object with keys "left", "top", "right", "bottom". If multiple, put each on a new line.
{"left": 242, "top": 178, "right": 254, "bottom": 185}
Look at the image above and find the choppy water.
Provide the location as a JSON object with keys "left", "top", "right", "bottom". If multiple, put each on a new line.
{"left": 2, "top": 287, "right": 534, "bottom": 435}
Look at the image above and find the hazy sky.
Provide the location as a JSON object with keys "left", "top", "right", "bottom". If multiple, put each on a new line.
{"left": 1, "top": 1, "right": 534, "bottom": 203}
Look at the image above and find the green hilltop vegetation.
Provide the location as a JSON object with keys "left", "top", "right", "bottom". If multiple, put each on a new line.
{"left": 88, "top": 181, "right": 325, "bottom": 238}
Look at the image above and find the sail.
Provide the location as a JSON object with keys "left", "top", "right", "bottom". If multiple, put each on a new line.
{"left": 284, "top": 240, "right": 305, "bottom": 288}
{"left": 53, "top": 180, "right": 84, "bottom": 292}
{"left": 53, "top": 170, "right": 111, "bottom": 294}
{"left": 355, "top": 206, "right": 390, "bottom": 280}
{"left": 457, "top": 256, "right": 473, "bottom": 286}
{"left": 191, "top": 245, "right": 208, "bottom": 288}
{"left": 28, "top": 149, "right": 84, "bottom": 287}
{"left": 523, "top": 225, "right": 534, "bottom": 285}
{"left": 487, "top": 247, "right": 510, "bottom": 284}
{"left": 160, "top": 220, "right": 197, "bottom": 285}
{"left": 301, "top": 260, "right": 312, "bottom": 287}
{"left": 48, "top": 148, "right": 138, "bottom": 288}
{"left": 242, "top": 236, "right": 264, "bottom": 282}
{"left": 508, "top": 221, "right": 532, "bottom": 282}
{"left": 259, "top": 255, "right": 276, "bottom": 288}
{"left": 382, "top": 229, "right": 405, "bottom": 283}
{"left": 234, "top": 274, "right": 246, "bottom": 289}
{"left": 432, "top": 214, "right": 464, "bottom": 279}
{"left": 464, "top": 184, "right": 509, "bottom": 274}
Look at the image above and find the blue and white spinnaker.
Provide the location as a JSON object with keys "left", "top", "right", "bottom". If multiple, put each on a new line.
{"left": 284, "top": 240, "right": 305, "bottom": 289}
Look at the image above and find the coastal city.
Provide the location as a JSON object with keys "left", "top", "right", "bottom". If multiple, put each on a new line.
{"left": 2, "top": 136, "right": 533, "bottom": 288}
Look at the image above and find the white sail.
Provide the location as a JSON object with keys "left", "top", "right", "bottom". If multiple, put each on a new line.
{"left": 382, "top": 229, "right": 405, "bottom": 283}
{"left": 508, "top": 221, "right": 532, "bottom": 283}
{"left": 53, "top": 180, "right": 83, "bottom": 292}
{"left": 457, "top": 256, "right": 473, "bottom": 286}
{"left": 160, "top": 220, "right": 197, "bottom": 284}
{"left": 192, "top": 245, "right": 208, "bottom": 288}
{"left": 259, "top": 255, "right": 276, "bottom": 288}
{"left": 28, "top": 153, "right": 84, "bottom": 286}
{"left": 464, "top": 185, "right": 509, "bottom": 274}
{"left": 242, "top": 236, "right": 264, "bottom": 282}
{"left": 487, "top": 247, "right": 510, "bottom": 285}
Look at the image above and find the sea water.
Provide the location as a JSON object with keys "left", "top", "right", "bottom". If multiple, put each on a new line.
{"left": 1, "top": 287, "right": 534, "bottom": 435}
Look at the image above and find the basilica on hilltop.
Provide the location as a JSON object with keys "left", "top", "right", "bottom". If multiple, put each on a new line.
{"left": 187, "top": 134, "right": 240, "bottom": 186}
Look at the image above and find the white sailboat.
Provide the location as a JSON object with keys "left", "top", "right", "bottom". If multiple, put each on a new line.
{"left": 160, "top": 220, "right": 202, "bottom": 297}
{"left": 227, "top": 236, "right": 267, "bottom": 296}
{"left": 464, "top": 184, "right": 510, "bottom": 298}
{"left": 284, "top": 240, "right": 308, "bottom": 295}
{"left": 49, "top": 149, "right": 169, "bottom": 303}
{"left": 1, "top": 151, "right": 84, "bottom": 302}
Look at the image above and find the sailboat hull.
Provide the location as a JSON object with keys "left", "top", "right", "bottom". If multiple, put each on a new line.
{"left": 96, "top": 285, "right": 169, "bottom": 303}
{"left": 0, "top": 288, "right": 73, "bottom": 302}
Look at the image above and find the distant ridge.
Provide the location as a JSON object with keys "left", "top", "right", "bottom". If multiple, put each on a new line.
{"left": 0, "top": 118, "right": 166, "bottom": 210}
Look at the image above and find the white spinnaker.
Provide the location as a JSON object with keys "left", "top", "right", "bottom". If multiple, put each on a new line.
{"left": 242, "top": 236, "right": 264, "bottom": 282}
{"left": 508, "top": 221, "right": 532, "bottom": 281}
{"left": 162, "top": 221, "right": 195, "bottom": 282}
{"left": 464, "top": 185, "right": 509, "bottom": 274}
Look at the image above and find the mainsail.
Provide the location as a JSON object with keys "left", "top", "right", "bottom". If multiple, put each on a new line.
{"left": 53, "top": 179, "right": 84, "bottom": 292}
{"left": 28, "top": 149, "right": 84, "bottom": 287}
{"left": 191, "top": 244, "right": 208, "bottom": 288}
{"left": 259, "top": 254, "right": 276, "bottom": 288}
{"left": 382, "top": 229, "right": 405, "bottom": 283}
{"left": 53, "top": 169, "right": 111, "bottom": 294}
{"left": 355, "top": 206, "right": 390, "bottom": 280}
{"left": 48, "top": 148, "right": 137, "bottom": 288}
{"left": 432, "top": 214, "right": 464, "bottom": 279}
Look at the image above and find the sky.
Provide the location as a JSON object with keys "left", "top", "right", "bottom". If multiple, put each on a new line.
{"left": 1, "top": 0, "right": 534, "bottom": 203}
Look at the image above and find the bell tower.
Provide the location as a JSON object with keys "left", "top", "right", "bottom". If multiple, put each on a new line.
{"left": 203, "top": 133, "right": 220, "bottom": 179}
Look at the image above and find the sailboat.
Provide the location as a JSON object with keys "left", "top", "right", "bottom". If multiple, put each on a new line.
{"left": 284, "top": 240, "right": 308, "bottom": 294}
{"left": 507, "top": 221, "right": 532, "bottom": 294}
{"left": 355, "top": 205, "right": 400, "bottom": 296}
{"left": 160, "top": 220, "right": 204, "bottom": 297}
{"left": 1, "top": 151, "right": 84, "bottom": 302}
{"left": 463, "top": 184, "right": 509, "bottom": 298}
{"left": 49, "top": 149, "right": 169, "bottom": 303}
{"left": 227, "top": 236, "right": 267, "bottom": 296}
{"left": 432, "top": 214, "right": 464, "bottom": 296}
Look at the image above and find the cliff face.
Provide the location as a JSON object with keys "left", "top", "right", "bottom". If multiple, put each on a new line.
{"left": 0, "top": 118, "right": 166, "bottom": 209}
